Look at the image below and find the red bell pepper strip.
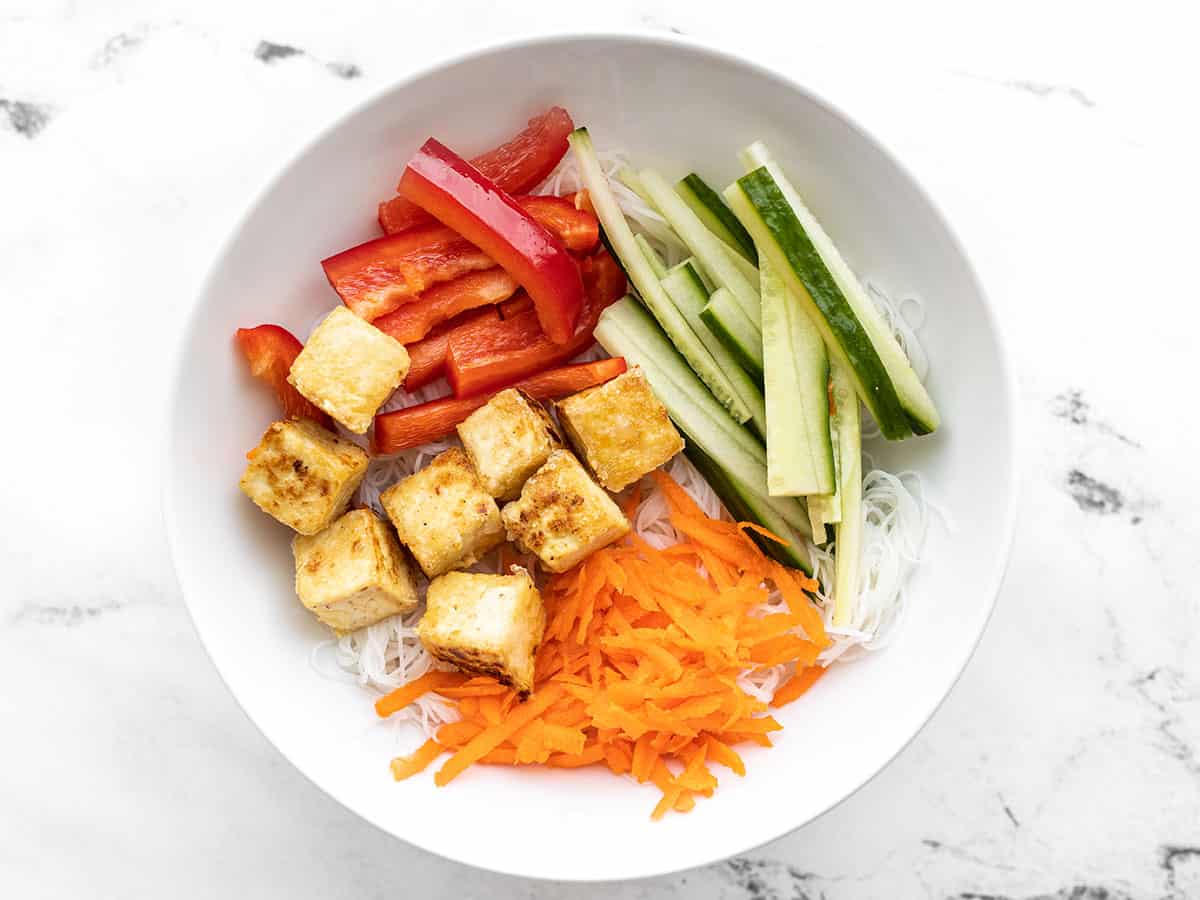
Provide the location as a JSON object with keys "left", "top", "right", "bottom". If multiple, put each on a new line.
{"left": 517, "top": 196, "right": 598, "bottom": 253}
{"left": 498, "top": 295, "right": 533, "bottom": 319}
{"left": 445, "top": 248, "right": 627, "bottom": 397}
{"left": 399, "top": 138, "right": 584, "bottom": 345}
{"left": 378, "top": 107, "right": 574, "bottom": 234}
{"left": 373, "top": 357, "right": 627, "bottom": 454}
{"left": 325, "top": 197, "right": 597, "bottom": 322}
{"left": 234, "top": 325, "right": 332, "bottom": 427}
{"left": 322, "top": 222, "right": 492, "bottom": 321}
{"left": 373, "top": 268, "right": 519, "bottom": 345}
{"left": 400, "top": 306, "right": 499, "bottom": 392}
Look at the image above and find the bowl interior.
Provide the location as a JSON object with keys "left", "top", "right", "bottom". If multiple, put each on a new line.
{"left": 166, "top": 35, "right": 1014, "bottom": 881}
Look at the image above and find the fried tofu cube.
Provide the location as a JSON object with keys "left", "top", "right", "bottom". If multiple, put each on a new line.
{"left": 287, "top": 306, "right": 410, "bottom": 433}
{"left": 456, "top": 388, "right": 561, "bottom": 500}
{"left": 500, "top": 449, "right": 629, "bottom": 573}
{"left": 381, "top": 448, "right": 505, "bottom": 578}
{"left": 555, "top": 366, "right": 684, "bottom": 492}
{"left": 292, "top": 508, "right": 419, "bottom": 632}
{"left": 418, "top": 568, "right": 545, "bottom": 693}
{"left": 240, "top": 418, "right": 369, "bottom": 534}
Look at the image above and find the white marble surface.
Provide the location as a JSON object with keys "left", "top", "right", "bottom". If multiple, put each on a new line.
{"left": 3, "top": 0, "right": 1199, "bottom": 896}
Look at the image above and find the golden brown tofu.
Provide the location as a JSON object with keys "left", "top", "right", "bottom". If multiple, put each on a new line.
{"left": 555, "top": 366, "right": 684, "bottom": 491}
{"left": 500, "top": 449, "right": 629, "bottom": 573}
{"left": 456, "top": 388, "right": 561, "bottom": 500}
{"left": 418, "top": 568, "right": 545, "bottom": 693}
{"left": 288, "top": 306, "right": 410, "bottom": 433}
{"left": 380, "top": 448, "right": 505, "bottom": 578}
{"left": 240, "top": 419, "right": 369, "bottom": 534}
{"left": 293, "top": 508, "right": 419, "bottom": 632}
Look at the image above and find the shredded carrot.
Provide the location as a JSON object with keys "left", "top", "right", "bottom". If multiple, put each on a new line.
{"left": 433, "top": 684, "right": 566, "bottom": 786}
{"left": 389, "top": 739, "right": 443, "bottom": 781}
{"left": 738, "top": 521, "right": 788, "bottom": 546}
{"left": 375, "top": 471, "right": 831, "bottom": 818}
{"left": 436, "top": 720, "right": 484, "bottom": 747}
{"left": 437, "top": 681, "right": 510, "bottom": 698}
{"left": 703, "top": 735, "right": 746, "bottom": 776}
{"left": 374, "top": 670, "right": 464, "bottom": 718}
{"left": 770, "top": 666, "right": 827, "bottom": 708}
{"left": 456, "top": 695, "right": 479, "bottom": 719}
{"left": 621, "top": 481, "right": 643, "bottom": 519}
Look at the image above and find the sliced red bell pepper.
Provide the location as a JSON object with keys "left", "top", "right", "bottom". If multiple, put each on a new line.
{"left": 378, "top": 107, "right": 574, "bottom": 234}
{"left": 373, "top": 268, "right": 519, "bottom": 345}
{"left": 322, "top": 223, "right": 492, "bottom": 321}
{"left": 373, "top": 357, "right": 627, "bottom": 454}
{"left": 498, "top": 294, "right": 533, "bottom": 319}
{"left": 325, "top": 197, "right": 597, "bottom": 322}
{"left": 234, "top": 325, "right": 332, "bottom": 427}
{"left": 445, "top": 248, "right": 627, "bottom": 397}
{"left": 516, "top": 195, "right": 598, "bottom": 253}
{"left": 399, "top": 138, "right": 584, "bottom": 345}
{"left": 400, "top": 306, "right": 499, "bottom": 391}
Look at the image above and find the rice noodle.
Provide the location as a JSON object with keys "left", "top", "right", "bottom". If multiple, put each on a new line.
{"left": 312, "top": 142, "right": 935, "bottom": 741}
{"left": 818, "top": 467, "right": 929, "bottom": 663}
{"left": 859, "top": 282, "right": 929, "bottom": 439}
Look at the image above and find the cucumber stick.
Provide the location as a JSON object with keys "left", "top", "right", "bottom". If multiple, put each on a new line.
{"left": 721, "top": 240, "right": 761, "bottom": 285}
{"left": 636, "top": 233, "right": 667, "bottom": 277}
{"left": 676, "top": 255, "right": 716, "bottom": 293}
{"left": 676, "top": 173, "right": 758, "bottom": 264}
{"left": 700, "top": 288, "right": 764, "bottom": 380}
{"left": 568, "top": 129, "right": 748, "bottom": 424}
{"left": 594, "top": 297, "right": 811, "bottom": 535}
{"left": 638, "top": 169, "right": 763, "bottom": 331}
{"left": 661, "top": 263, "right": 767, "bottom": 437}
{"left": 729, "top": 175, "right": 906, "bottom": 440}
{"left": 759, "top": 254, "right": 835, "bottom": 496}
{"left": 730, "top": 144, "right": 939, "bottom": 438}
{"left": 617, "top": 166, "right": 654, "bottom": 207}
{"left": 805, "top": 408, "right": 841, "bottom": 541}
{"left": 683, "top": 444, "right": 812, "bottom": 574}
{"left": 616, "top": 166, "right": 688, "bottom": 254}
{"left": 830, "top": 363, "right": 862, "bottom": 626}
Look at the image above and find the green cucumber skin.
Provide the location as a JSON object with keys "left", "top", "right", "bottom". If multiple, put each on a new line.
{"left": 733, "top": 170, "right": 913, "bottom": 440}
{"left": 683, "top": 445, "right": 813, "bottom": 575}
{"left": 568, "top": 129, "right": 749, "bottom": 425}
{"left": 639, "top": 169, "right": 763, "bottom": 331}
{"left": 661, "top": 265, "right": 768, "bottom": 437}
{"left": 678, "top": 173, "right": 758, "bottom": 264}
{"left": 699, "top": 295, "right": 765, "bottom": 381}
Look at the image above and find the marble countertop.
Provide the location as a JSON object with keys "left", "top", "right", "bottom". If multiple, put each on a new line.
{"left": 3, "top": 1, "right": 1198, "bottom": 897}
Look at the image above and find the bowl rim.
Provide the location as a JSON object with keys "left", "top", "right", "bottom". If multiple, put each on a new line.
{"left": 162, "top": 28, "right": 1020, "bottom": 882}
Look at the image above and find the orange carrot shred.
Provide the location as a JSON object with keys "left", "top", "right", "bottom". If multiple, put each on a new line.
{"left": 738, "top": 521, "right": 787, "bottom": 545}
{"left": 704, "top": 735, "right": 746, "bottom": 776}
{"left": 770, "top": 666, "right": 827, "bottom": 708}
{"left": 389, "top": 739, "right": 443, "bottom": 781}
{"left": 375, "top": 670, "right": 464, "bottom": 718}
{"left": 437, "top": 720, "right": 484, "bottom": 747}
{"left": 434, "top": 684, "right": 565, "bottom": 787}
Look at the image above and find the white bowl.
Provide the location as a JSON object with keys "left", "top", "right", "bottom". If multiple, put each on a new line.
{"left": 165, "top": 33, "right": 1017, "bottom": 882}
